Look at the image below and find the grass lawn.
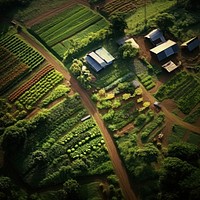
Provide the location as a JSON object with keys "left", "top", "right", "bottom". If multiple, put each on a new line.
{"left": 126, "top": 0, "right": 176, "bottom": 34}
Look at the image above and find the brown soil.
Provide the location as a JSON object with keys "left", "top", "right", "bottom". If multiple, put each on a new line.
{"left": 19, "top": 30, "right": 137, "bottom": 200}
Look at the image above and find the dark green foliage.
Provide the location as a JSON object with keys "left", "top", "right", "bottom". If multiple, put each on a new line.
{"left": 148, "top": 12, "right": 175, "bottom": 31}
{"left": 2, "top": 125, "right": 27, "bottom": 152}
{"left": 119, "top": 42, "right": 138, "bottom": 59}
{"left": 168, "top": 142, "right": 200, "bottom": 166}
{"left": 62, "top": 179, "right": 80, "bottom": 200}
{"left": 109, "top": 14, "right": 127, "bottom": 35}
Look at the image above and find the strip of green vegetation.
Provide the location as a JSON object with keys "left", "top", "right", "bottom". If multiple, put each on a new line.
{"left": 40, "top": 84, "right": 70, "bottom": 107}
{"left": 155, "top": 71, "right": 200, "bottom": 114}
{"left": 126, "top": 0, "right": 176, "bottom": 34}
{"left": 31, "top": 5, "right": 105, "bottom": 47}
{"left": 184, "top": 107, "right": 200, "bottom": 124}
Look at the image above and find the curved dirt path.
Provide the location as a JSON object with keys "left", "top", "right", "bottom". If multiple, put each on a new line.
{"left": 140, "top": 84, "right": 200, "bottom": 134}
{"left": 25, "top": 0, "right": 89, "bottom": 27}
{"left": 19, "top": 31, "right": 137, "bottom": 200}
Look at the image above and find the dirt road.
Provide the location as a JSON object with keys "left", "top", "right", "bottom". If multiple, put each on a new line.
{"left": 19, "top": 31, "right": 137, "bottom": 200}
{"left": 140, "top": 84, "right": 200, "bottom": 134}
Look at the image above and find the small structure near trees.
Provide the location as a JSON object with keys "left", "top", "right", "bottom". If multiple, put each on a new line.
{"left": 181, "top": 37, "right": 200, "bottom": 51}
{"left": 86, "top": 47, "right": 115, "bottom": 72}
{"left": 162, "top": 60, "right": 180, "bottom": 73}
{"left": 145, "top": 28, "right": 166, "bottom": 46}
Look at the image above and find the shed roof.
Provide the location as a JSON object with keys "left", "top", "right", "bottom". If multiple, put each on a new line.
{"left": 145, "top": 29, "right": 166, "bottom": 44}
{"left": 95, "top": 47, "right": 115, "bottom": 64}
{"left": 88, "top": 52, "right": 107, "bottom": 67}
{"left": 86, "top": 55, "right": 103, "bottom": 72}
{"left": 162, "top": 60, "right": 178, "bottom": 72}
{"left": 181, "top": 37, "right": 200, "bottom": 51}
{"left": 125, "top": 38, "right": 139, "bottom": 49}
{"left": 150, "top": 40, "right": 177, "bottom": 54}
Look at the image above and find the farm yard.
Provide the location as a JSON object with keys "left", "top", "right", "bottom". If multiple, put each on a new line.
{"left": 0, "top": 0, "right": 200, "bottom": 200}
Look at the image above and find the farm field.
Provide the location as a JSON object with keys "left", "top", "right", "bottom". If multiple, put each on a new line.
{"left": 30, "top": 4, "right": 110, "bottom": 58}
{"left": 1, "top": 0, "right": 200, "bottom": 200}
{"left": 155, "top": 71, "right": 200, "bottom": 114}
{"left": 0, "top": 33, "right": 44, "bottom": 94}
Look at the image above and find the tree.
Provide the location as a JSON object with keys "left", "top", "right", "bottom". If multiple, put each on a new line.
{"left": 109, "top": 14, "right": 127, "bottom": 36}
{"left": 119, "top": 42, "right": 138, "bottom": 59}
{"left": 2, "top": 125, "right": 27, "bottom": 152}
{"left": 168, "top": 142, "right": 200, "bottom": 166}
{"left": 148, "top": 13, "right": 174, "bottom": 31}
{"left": 70, "top": 59, "right": 83, "bottom": 77}
{"left": 32, "top": 150, "right": 47, "bottom": 166}
{"left": 134, "top": 114, "right": 146, "bottom": 126}
{"left": 62, "top": 179, "right": 80, "bottom": 200}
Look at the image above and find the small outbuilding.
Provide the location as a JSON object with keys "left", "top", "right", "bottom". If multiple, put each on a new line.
{"left": 145, "top": 29, "right": 166, "bottom": 46}
{"left": 150, "top": 40, "right": 179, "bottom": 61}
{"left": 181, "top": 37, "right": 200, "bottom": 51}
{"left": 117, "top": 37, "right": 139, "bottom": 49}
{"left": 162, "top": 60, "right": 178, "bottom": 73}
{"left": 86, "top": 47, "right": 115, "bottom": 72}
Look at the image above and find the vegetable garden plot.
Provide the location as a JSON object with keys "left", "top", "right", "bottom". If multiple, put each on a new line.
{"left": 0, "top": 34, "right": 44, "bottom": 69}
{"left": 155, "top": 72, "right": 200, "bottom": 114}
{"left": 15, "top": 69, "right": 63, "bottom": 110}
{"left": 101, "top": 0, "right": 136, "bottom": 15}
{"left": 30, "top": 5, "right": 105, "bottom": 47}
{"left": 9, "top": 95, "right": 110, "bottom": 187}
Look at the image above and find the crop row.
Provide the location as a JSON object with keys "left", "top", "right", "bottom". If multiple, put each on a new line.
{"left": 17, "top": 70, "right": 63, "bottom": 110}
{"left": 0, "top": 34, "right": 44, "bottom": 69}
{"left": 9, "top": 64, "right": 54, "bottom": 102}
{"left": 31, "top": 5, "right": 85, "bottom": 33}
{"left": 141, "top": 114, "right": 165, "bottom": 141}
{"left": 40, "top": 7, "right": 92, "bottom": 39}
{"left": 102, "top": 0, "right": 135, "bottom": 14}
{"left": 0, "top": 47, "right": 21, "bottom": 77}
{"left": 0, "top": 63, "right": 29, "bottom": 93}
{"left": 47, "top": 14, "right": 101, "bottom": 46}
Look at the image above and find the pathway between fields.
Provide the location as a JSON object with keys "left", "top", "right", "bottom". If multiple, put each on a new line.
{"left": 19, "top": 31, "right": 137, "bottom": 200}
{"left": 140, "top": 84, "right": 200, "bottom": 134}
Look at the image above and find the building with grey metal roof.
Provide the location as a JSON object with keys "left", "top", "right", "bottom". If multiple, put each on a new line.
{"left": 150, "top": 40, "right": 178, "bottom": 61}
{"left": 181, "top": 37, "right": 200, "bottom": 51}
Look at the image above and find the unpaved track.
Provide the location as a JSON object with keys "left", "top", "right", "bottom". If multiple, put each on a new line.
{"left": 140, "top": 84, "right": 200, "bottom": 134}
{"left": 19, "top": 31, "right": 137, "bottom": 200}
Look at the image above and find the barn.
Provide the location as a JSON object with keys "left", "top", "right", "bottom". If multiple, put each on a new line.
{"left": 150, "top": 40, "right": 179, "bottom": 61}
{"left": 181, "top": 37, "right": 200, "bottom": 51}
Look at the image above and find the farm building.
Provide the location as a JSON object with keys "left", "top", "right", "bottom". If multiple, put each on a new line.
{"left": 86, "top": 47, "right": 115, "bottom": 72}
{"left": 181, "top": 37, "right": 200, "bottom": 51}
{"left": 145, "top": 29, "right": 166, "bottom": 46}
{"left": 162, "top": 60, "right": 178, "bottom": 73}
{"left": 117, "top": 37, "right": 139, "bottom": 49}
{"left": 150, "top": 40, "right": 179, "bottom": 61}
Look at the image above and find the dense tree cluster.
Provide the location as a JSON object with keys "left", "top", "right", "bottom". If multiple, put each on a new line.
{"left": 118, "top": 42, "right": 139, "bottom": 60}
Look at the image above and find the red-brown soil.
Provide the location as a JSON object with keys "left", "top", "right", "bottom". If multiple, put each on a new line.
{"left": 19, "top": 30, "right": 137, "bottom": 200}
